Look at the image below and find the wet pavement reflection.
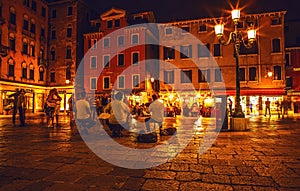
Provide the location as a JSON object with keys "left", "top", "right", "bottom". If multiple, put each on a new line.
{"left": 0, "top": 113, "right": 299, "bottom": 190}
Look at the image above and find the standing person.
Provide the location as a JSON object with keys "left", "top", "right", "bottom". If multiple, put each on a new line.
{"left": 45, "top": 89, "right": 56, "bottom": 128}
{"left": 228, "top": 98, "right": 233, "bottom": 116}
{"left": 275, "top": 100, "right": 281, "bottom": 118}
{"left": 17, "top": 89, "right": 26, "bottom": 127}
{"left": 265, "top": 98, "right": 271, "bottom": 116}
{"left": 75, "top": 91, "right": 92, "bottom": 134}
{"left": 8, "top": 88, "right": 19, "bottom": 125}
{"left": 145, "top": 94, "right": 164, "bottom": 134}
{"left": 68, "top": 94, "right": 75, "bottom": 126}
{"left": 52, "top": 88, "right": 62, "bottom": 127}
{"left": 282, "top": 99, "right": 289, "bottom": 119}
{"left": 104, "top": 92, "right": 130, "bottom": 137}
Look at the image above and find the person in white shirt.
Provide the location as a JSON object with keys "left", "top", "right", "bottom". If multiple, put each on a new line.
{"left": 104, "top": 91, "right": 130, "bottom": 137}
{"left": 145, "top": 94, "right": 164, "bottom": 134}
{"left": 75, "top": 92, "right": 92, "bottom": 134}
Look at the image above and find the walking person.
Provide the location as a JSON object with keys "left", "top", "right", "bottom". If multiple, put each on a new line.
{"left": 17, "top": 89, "right": 26, "bottom": 127}
{"left": 52, "top": 88, "right": 62, "bottom": 127}
{"left": 8, "top": 88, "right": 19, "bottom": 126}
{"left": 68, "top": 94, "right": 75, "bottom": 126}
{"left": 264, "top": 98, "right": 271, "bottom": 116}
{"left": 145, "top": 94, "right": 164, "bottom": 134}
{"left": 45, "top": 89, "right": 56, "bottom": 128}
{"left": 104, "top": 92, "right": 130, "bottom": 137}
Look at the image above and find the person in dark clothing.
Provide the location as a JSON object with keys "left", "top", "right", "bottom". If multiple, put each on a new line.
{"left": 8, "top": 88, "right": 19, "bottom": 125}
{"left": 17, "top": 89, "right": 26, "bottom": 127}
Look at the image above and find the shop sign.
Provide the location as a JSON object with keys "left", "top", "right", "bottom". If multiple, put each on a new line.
{"left": 293, "top": 68, "right": 300, "bottom": 71}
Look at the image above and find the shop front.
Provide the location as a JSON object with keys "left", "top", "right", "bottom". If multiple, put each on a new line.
{"left": 225, "top": 88, "right": 285, "bottom": 116}
{"left": 0, "top": 81, "right": 47, "bottom": 115}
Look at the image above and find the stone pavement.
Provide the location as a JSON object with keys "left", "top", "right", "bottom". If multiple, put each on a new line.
{"left": 0, "top": 113, "right": 299, "bottom": 191}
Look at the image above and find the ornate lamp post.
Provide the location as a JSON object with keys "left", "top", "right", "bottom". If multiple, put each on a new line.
{"left": 214, "top": 9, "right": 256, "bottom": 118}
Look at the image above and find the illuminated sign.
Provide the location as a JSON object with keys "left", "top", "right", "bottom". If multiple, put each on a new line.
{"left": 293, "top": 68, "right": 300, "bottom": 71}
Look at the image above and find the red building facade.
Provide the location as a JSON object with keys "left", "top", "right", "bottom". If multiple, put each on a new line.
{"left": 83, "top": 8, "right": 159, "bottom": 102}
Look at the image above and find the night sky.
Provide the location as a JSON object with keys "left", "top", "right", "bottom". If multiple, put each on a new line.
{"left": 86, "top": 0, "right": 298, "bottom": 22}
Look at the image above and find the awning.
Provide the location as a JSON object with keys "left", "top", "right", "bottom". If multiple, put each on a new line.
{"left": 214, "top": 88, "right": 285, "bottom": 96}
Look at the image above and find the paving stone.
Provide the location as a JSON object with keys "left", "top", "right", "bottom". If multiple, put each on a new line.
{"left": 175, "top": 171, "right": 201, "bottom": 181}
{"left": 189, "top": 164, "right": 213, "bottom": 174}
{"left": 180, "top": 182, "right": 233, "bottom": 191}
{"left": 21, "top": 180, "right": 53, "bottom": 191}
{"left": 121, "top": 177, "right": 145, "bottom": 190}
{"left": 141, "top": 179, "right": 179, "bottom": 191}
{"left": 0, "top": 115, "right": 300, "bottom": 190}
{"left": 199, "top": 174, "right": 231, "bottom": 184}
{"left": 44, "top": 183, "right": 88, "bottom": 191}
{"left": 144, "top": 170, "right": 176, "bottom": 180}
{"left": 213, "top": 165, "right": 239, "bottom": 175}
{"left": 170, "top": 163, "right": 189, "bottom": 171}
{"left": 231, "top": 175, "right": 278, "bottom": 187}
{"left": 272, "top": 177, "right": 300, "bottom": 188}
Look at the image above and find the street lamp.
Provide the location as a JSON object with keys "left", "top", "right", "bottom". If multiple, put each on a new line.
{"left": 214, "top": 9, "right": 256, "bottom": 118}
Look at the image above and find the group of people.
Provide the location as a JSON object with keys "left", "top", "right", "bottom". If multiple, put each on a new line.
{"left": 9, "top": 88, "right": 26, "bottom": 127}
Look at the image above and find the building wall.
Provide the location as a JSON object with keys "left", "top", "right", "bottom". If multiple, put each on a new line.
{"left": 0, "top": 0, "right": 49, "bottom": 114}
{"left": 159, "top": 11, "right": 286, "bottom": 93}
